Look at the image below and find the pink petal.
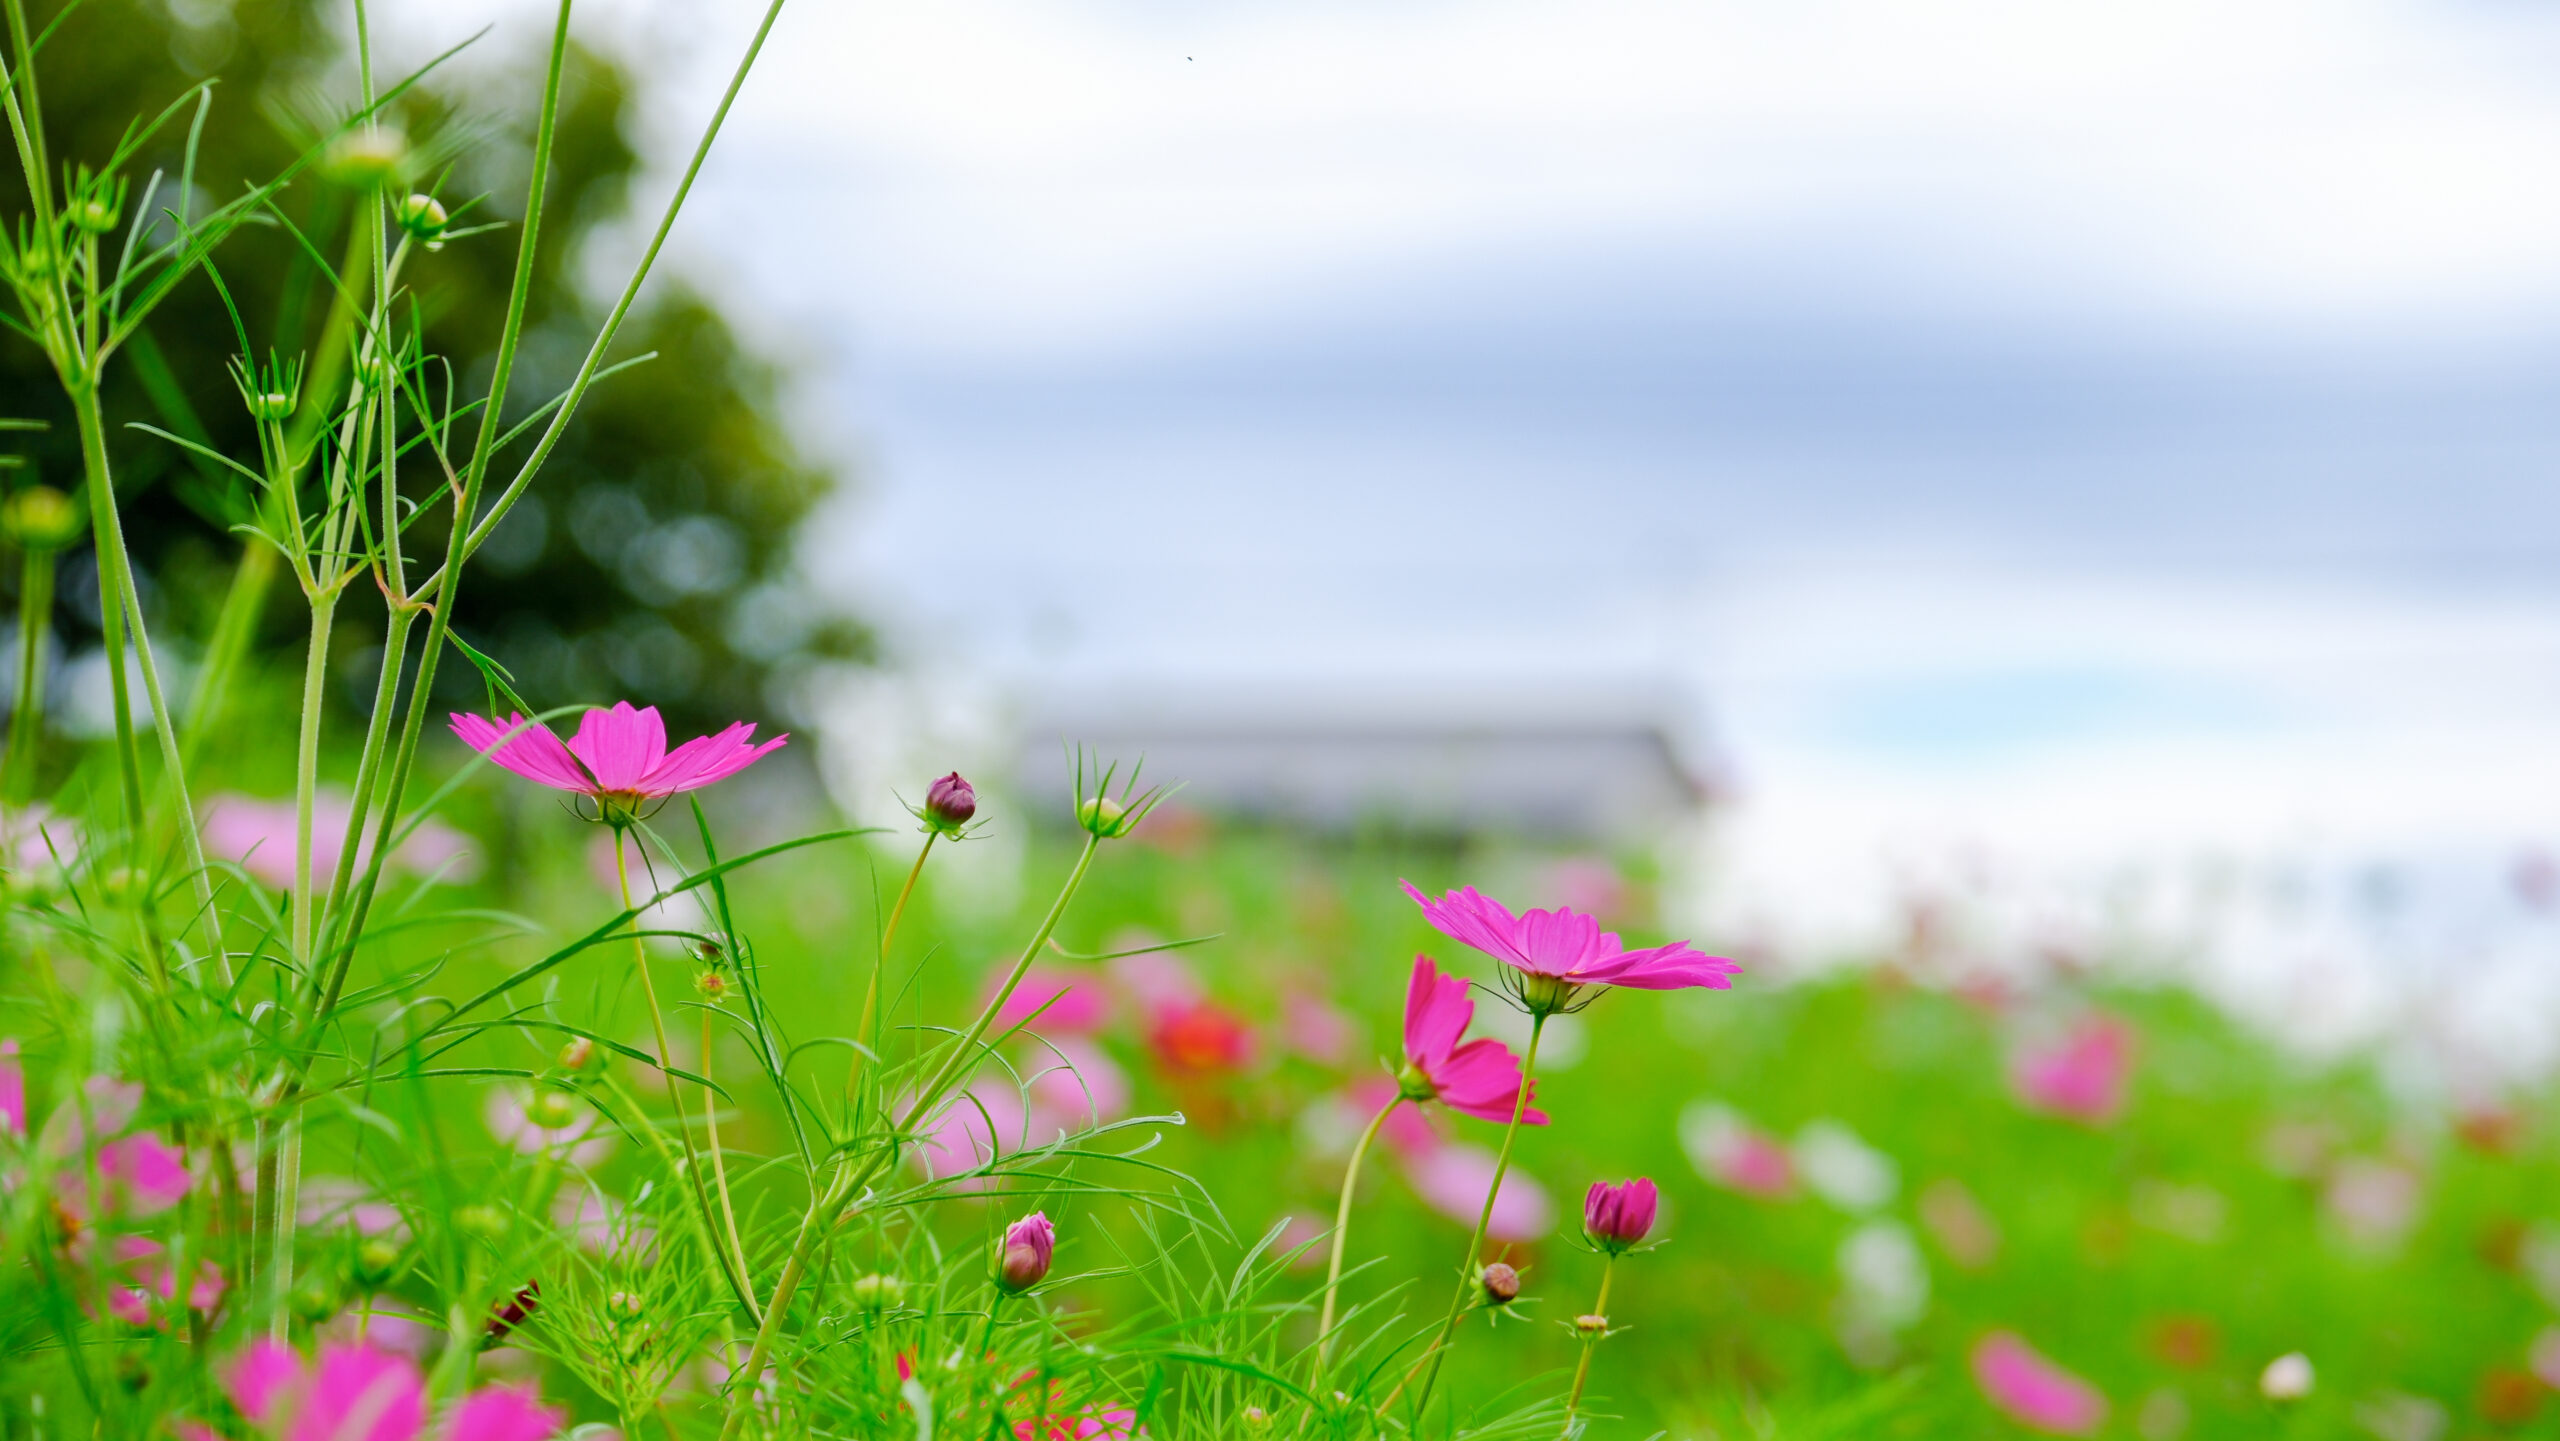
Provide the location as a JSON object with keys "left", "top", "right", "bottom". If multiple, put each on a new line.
{"left": 1026, "top": 1037, "right": 1131, "bottom": 1131}
{"left": 1401, "top": 955, "right": 1473, "bottom": 1070}
{"left": 1972, "top": 1332, "right": 2107, "bottom": 1436}
{"left": 449, "top": 714, "right": 595, "bottom": 793}
{"left": 96, "top": 1131, "right": 193, "bottom": 1213}
{"left": 440, "top": 1384, "right": 563, "bottom": 1441}
{"left": 294, "top": 1344, "right": 425, "bottom": 1441}
{"left": 1404, "top": 1142, "right": 1553, "bottom": 1242}
{"left": 641, "top": 727, "right": 787, "bottom": 795}
{"left": 988, "top": 967, "right": 1111, "bottom": 1035}
{"left": 1429, "top": 1039, "right": 1546, "bottom": 1125}
{"left": 568, "top": 703, "right": 666, "bottom": 793}
{"left": 227, "top": 1339, "right": 305, "bottom": 1425}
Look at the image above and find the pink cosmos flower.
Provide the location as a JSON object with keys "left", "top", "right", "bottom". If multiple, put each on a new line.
{"left": 1281, "top": 992, "right": 1356, "bottom": 1063}
{"left": 1398, "top": 955, "right": 1545, "bottom": 1125}
{"left": 1014, "top": 1411, "right": 1140, "bottom": 1441}
{"left": 448, "top": 702, "right": 785, "bottom": 815}
{"left": 43, "top": 1078, "right": 191, "bottom": 1221}
{"left": 1584, "top": 1178, "right": 1658, "bottom": 1252}
{"left": 989, "top": 966, "right": 1111, "bottom": 1035}
{"left": 2010, "top": 1015, "right": 2136, "bottom": 1124}
{"left": 224, "top": 1339, "right": 564, "bottom": 1441}
{"left": 1402, "top": 882, "right": 1736, "bottom": 1011}
{"left": 1026, "top": 1037, "right": 1131, "bottom": 1129}
{"left": 1679, "top": 1103, "right": 1795, "bottom": 1199}
{"left": 1403, "top": 1142, "right": 1554, "bottom": 1243}
{"left": 1972, "top": 1332, "right": 2108, "bottom": 1436}
{"left": 1345, "top": 1076, "right": 1445, "bottom": 1160}
{"left": 203, "top": 790, "right": 479, "bottom": 891}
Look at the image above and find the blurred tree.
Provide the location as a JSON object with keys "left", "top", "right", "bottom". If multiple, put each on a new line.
{"left": 0, "top": 0, "right": 864, "bottom": 743}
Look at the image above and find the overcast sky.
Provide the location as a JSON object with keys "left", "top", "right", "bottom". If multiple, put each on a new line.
{"left": 397, "top": 0, "right": 2560, "bottom": 1054}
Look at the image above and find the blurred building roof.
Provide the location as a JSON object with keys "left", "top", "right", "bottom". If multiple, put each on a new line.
{"left": 1013, "top": 682, "right": 1711, "bottom": 839}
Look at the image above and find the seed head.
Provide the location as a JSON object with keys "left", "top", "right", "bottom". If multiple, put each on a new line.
{"left": 2, "top": 486, "right": 83, "bottom": 551}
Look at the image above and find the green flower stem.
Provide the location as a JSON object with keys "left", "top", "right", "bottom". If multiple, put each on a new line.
{"left": 721, "top": 832, "right": 1110, "bottom": 1441}
{"left": 1405, "top": 1011, "right": 1546, "bottom": 1413}
{"left": 1317, "top": 1093, "right": 1402, "bottom": 1370}
{"left": 701, "top": 1003, "right": 753, "bottom": 1303}
{"left": 616, "top": 830, "right": 760, "bottom": 1323}
{"left": 1559, "top": 1256, "right": 1616, "bottom": 1437}
{"left": 849, "top": 829, "right": 935, "bottom": 1111}
{"left": 289, "top": 597, "right": 334, "bottom": 969}
{"left": 4, "top": 540, "right": 56, "bottom": 805}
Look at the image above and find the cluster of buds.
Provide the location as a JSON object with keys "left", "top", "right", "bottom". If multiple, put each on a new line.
{"left": 996, "top": 1212, "right": 1055, "bottom": 1293}
{"left": 2, "top": 485, "right": 82, "bottom": 551}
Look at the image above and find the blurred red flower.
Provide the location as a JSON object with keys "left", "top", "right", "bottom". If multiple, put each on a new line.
{"left": 1146, "top": 1001, "right": 1255, "bottom": 1077}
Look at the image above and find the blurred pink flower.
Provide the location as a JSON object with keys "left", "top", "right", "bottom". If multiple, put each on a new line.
{"left": 989, "top": 966, "right": 1110, "bottom": 1035}
{"left": 298, "top": 1176, "right": 407, "bottom": 1237}
{"left": 1269, "top": 1213, "right": 1327, "bottom": 1270}
{"left": 483, "top": 1088, "right": 614, "bottom": 1169}
{"left": 1026, "top": 1036, "right": 1130, "bottom": 1129}
{"left": 1015, "top": 1406, "right": 1140, "bottom": 1440}
{"left": 1146, "top": 999, "right": 1255, "bottom": 1078}
{"left": 1539, "top": 857, "right": 1627, "bottom": 918}
{"left": 449, "top": 701, "right": 784, "bottom": 803}
{"left": 224, "top": 1338, "right": 564, "bottom": 1441}
{"left": 2, "top": 803, "right": 76, "bottom": 875}
{"left": 43, "top": 1079, "right": 191, "bottom": 1221}
{"left": 1403, "top": 1142, "right": 1554, "bottom": 1242}
{"left": 2325, "top": 1158, "right": 2423, "bottom": 1246}
{"left": 1402, "top": 882, "right": 1736, "bottom": 1003}
{"left": 203, "top": 790, "right": 480, "bottom": 891}
{"left": 1678, "top": 1101, "right": 1794, "bottom": 1199}
{"left": 554, "top": 1187, "right": 652, "bottom": 1255}
{"left": 2009, "top": 1015, "right": 2136, "bottom": 1124}
{"left": 1108, "top": 948, "right": 1201, "bottom": 1012}
{"left": 99, "top": 1235, "right": 224, "bottom": 1327}
{"left": 1281, "top": 992, "right": 1355, "bottom": 1063}
{"left": 1346, "top": 1076, "right": 1443, "bottom": 1159}
{"left": 1972, "top": 1332, "right": 2108, "bottom": 1436}
{"left": 0, "top": 1039, "right": 22, "bottom": 1136}
{"left": 1399, "top": 955, "right": 1544, "bottom": 1125}
{"left": 2530, "top": 1326, "right": 2560, "bottom": 1391}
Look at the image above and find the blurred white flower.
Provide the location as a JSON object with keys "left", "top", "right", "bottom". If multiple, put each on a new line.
{"left": 2354, "top": 1392, "right": 2446, "bottom": 1441}
{"left": 1794, "top": 1120, "right": 1899, "bottom": 1212}
{"left": 1836, "top": 1220, "right": 1929, "bottom": 1331}
{"left": 2258, "top": 1352, "right": 2315, "bottom": 1401}
{"left": 2322, "top": 1159, "right": 2421, "bottom": 1248}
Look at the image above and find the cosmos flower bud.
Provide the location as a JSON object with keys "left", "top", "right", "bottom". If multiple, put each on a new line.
{"left": 695, "top": 970, "right": 732, "bottom": 1004}
{"left": 606, "top": 1290, "right": 645, "bottom": 1325}
{"left": 851, "top": 1273, "right": 907, "bottom": 1309}
{"left": 2, "top": 486, "right": 83, "bottom": 550}
{"left": 528, "top": 1089, "right": 582, "bottom": 1130}
{"left": 1573, "top": 1313, "right": 1610, "bottom": 1337}
{"left": 353, "top": 1237, "right": 407, "bottom": 1287}
{"left": 922, "top": 771, "right": 977, "bottom": 836}
{"left": 394, "top": 193, "right": 449, "bottom": 246}
{"left": 557, "top": 1036, "right": 603, "bottom": 1076}
{"left": 323, "top": 127, "right": 408, "bottom": 190}
{"left": 1478, "top": 1262, "right": 1521, "bottom": 1307}
{"left": 289, "top": 1276, "right": 344, "bottom": 1325}
{"left": 453, "top": 1204, "right": 510, "bottom": 1241}
{"left": 996, "top": 1211, "right": 1055, "bottom": 1292}
{"left": 2259, "top": 1352, "right": 2314, "bottom": 1402}
{"left": 1241, "top": 1406, "right": 1271, "bottom": 1432}
{"left": 1077, "top": 795, "right": 1128, "bottom": 837}
{"left": 247, "top": 392, "right": 294, "bottom": 424}
{"left": 1584, "top": 1178, "right": 1658, "bottom": 1254}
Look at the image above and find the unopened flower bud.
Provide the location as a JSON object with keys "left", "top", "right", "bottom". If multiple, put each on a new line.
{"left": 453, "top": 1204, "right": 510, "bottom": 1241}
{"left": 922, "top": 771, "right": 977, "bottom": 835}
{"left": 1241, "top": 1406, "right": 1271, "bottom": 1432}
{"left": 70, "top": 195, "right": 120, "bottom": 234}
{"left": 485, "top": 1279, "right": 539, "bottom": 1341}
{"left": 289, "top": 1276, "right": 343, "bottom": 1324}
{"left": 323, "top": 128, "right": 408, "bottom": 190}
{"left": 1583, "top": 1178, "right": 1659, "bottom": 1254}
{"left": 1077, "top": 795, "right": 1131, "bottom": 838}
{"left": 353, "top": 1237, "right": 407, "bottom": 1286}
{"left": 2, "top": 486, "right": 83, "bottom": 550}
{"left": 247, "top": 391, "right": 294, "bottom": 424}
{"left": 996, "top": 1211, "right": 1055, "bottom": 1292}
{"left": 394, "top": 193, "right": 448, "bottom": 245}
{"left": 1573, "top": 1313, "right": 1610, "bottom": 1337}
{"left": 694, "top": 970, "right": 731, "bottom": 1004}
{"left": 851, "top": 1272, "right": 907, "bottom": 1309}
{"left": 606, "top": 1290, "right": 645, "bottom": 1325}
{"left": 528, "top": 1088, "right": 581, "bottom": 1130}
{"left": 557, "top": 1036, "right": 604, "bottom": 1076}
{"left": 1478, "top": 1262, "right": 1521, "bottom": 1307}
{"left": 2260, "top": 1352, "right": 2314, "bottom": 1402}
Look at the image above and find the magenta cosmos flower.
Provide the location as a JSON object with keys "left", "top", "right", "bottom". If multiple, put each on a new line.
{"left": 2010, "top": 1014, "right": 2136, "bottom": 1125}
{"left": 1402, "top": 882, "right": 1738, "bottom": 1014}
{"left": 221, "top": 1339, "right": 562, "bottom": 1441}
{"left": 1584, "top": 1177, "right": 1658, "bottom": 1253}
{"left": 1398, "top": 956, "right": 1545, "bottom": 1125}
{"left": 449, "top": 702, "right": 785, "bottom": 824}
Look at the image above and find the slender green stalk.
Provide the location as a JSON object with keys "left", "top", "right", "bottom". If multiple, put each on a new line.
{"left": 4, "top": 541, "right": 55, "bottom": 804}
{"left": 700, "top": 1004, "right": 753, "bottom": 1304}
{"left": 1402, "top": 1012, "right": 1547, "bottom": 1412}
{"left": 180, "top": 543, "right": 276, "bottom": 769}
{"left": 616, "top": 830, "right": 759, "bottom": 1321}
{"left": 1559, "top": 1257, "right": 1616, "bottom": 1438}
{"left": 848, "top": 830, "right": 935, "bottom": 1107}
{"left": 288, "top": 598, "right": 333, "bottom": 968}
{"left": 1317, "top": 1094, "right": 1401, "bottom": 1369}
{"left": 68, "top": 390, "right": 149, "bottom": 885}
{"left": 312, "top": 606, "right": 412, "bottom": 979}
